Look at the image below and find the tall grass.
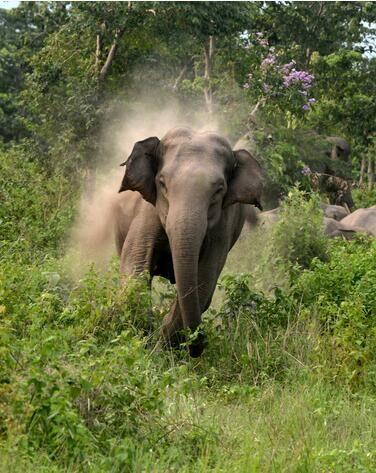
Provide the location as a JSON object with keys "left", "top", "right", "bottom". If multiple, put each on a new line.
{"left": 2, "top": 184, "right": 376, "bottom": 471}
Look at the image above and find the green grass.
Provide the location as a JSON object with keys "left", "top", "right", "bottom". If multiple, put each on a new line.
{"left": 1, "top": 188, "right": 376, "bottom": 472}
{"left": 1, "top": 377, "right": 376, "bottom": 472}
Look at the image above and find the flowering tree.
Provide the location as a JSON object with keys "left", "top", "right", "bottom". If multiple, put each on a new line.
{"left": 243, "top": 32, "right": 316, "bottom": 121}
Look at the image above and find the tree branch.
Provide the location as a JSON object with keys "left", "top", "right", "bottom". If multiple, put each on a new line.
{"left": 98, "top": 27, "right": 125, "bottom": 82}
{"left": 173, "top": 63, "right": 188, "bottom": 91}
{"left": 250, "top": 98, "right": 266, "bottom": 117}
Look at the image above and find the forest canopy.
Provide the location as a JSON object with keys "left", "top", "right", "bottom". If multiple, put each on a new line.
{"left": 1, "top": 1, "right": 375, "bottom": 184}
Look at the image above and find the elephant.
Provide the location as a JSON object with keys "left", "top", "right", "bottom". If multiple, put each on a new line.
{"left": 234, "top": 133, "right": 354, "bottom": 209}
{"left": 309, "top": 172, "right": 354, "bottom": 210}
{"left": 245, "top": 204, "right": 372, "bottom": 240}
{"left": 309, "top": 135, "right": 354, "bottom": 209}
{"left": 320, "top": 203, "right": 349, "bottom": 221}
{"left": 322, "top": 217, "right": 370, "bottom": 239}
{"left": 339, "top": 206, "right": 376, "bottom": 236}
{"left": 115, "top": 127, "right": 263, "bottom": 357}
{"left": 325, "top": 136, "right": 351, "bottom": 168}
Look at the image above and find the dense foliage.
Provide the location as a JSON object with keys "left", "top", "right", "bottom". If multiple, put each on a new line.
{"left": 1, "top": 1, "right": 376, "bottom": 471}
{"left": 2, "top": 159, "right": 376, "bottom": 470}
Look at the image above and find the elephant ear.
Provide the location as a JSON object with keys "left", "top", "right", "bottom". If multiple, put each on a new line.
{"left": 223, "top": 149, "right": 263, "bottom": 210}
{"left": 119, "top": 136, "right": 160, "bottom": 205}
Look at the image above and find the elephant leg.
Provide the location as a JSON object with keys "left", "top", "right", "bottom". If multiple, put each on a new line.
{"left": 120, "top": 207, "right": 166, "bottom": 337}
{"left": 160, "top": 300, "right": 185, "bottom": 347}
{"left": 120, "top": 205, "right": 163, "bottom": 278}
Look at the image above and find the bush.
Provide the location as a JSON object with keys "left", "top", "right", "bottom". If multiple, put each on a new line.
{"left": 0, "top": 146, "right": 76, "bottom": 255}
{"left": 209, "top": 223, "right": 376, "bottom": 390}
{"left": 353, "top": 186, "right": 376, "bottom": 209}
{"left": 250, "top": 118, "right": 331, "bottom": 207}
{"left": 274, "top": 188, "right": 328, "bottom": 269}
{"left": 294, "top": 236, "right": 376, "bottom": 387}
{"left": 198, "top": 274, "right": 306, "bottom": 387}
{"left": 258, "top": 188, "right": 328, "bottom": 289}
{"left": 0, "top": 255, "right": 173, "bottom": 467}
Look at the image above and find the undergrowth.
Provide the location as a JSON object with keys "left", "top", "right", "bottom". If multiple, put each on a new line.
{"left": 1, "top": 186, "right": 376, "bottom": 471}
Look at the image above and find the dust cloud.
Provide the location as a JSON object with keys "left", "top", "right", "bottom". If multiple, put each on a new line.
{"left": 66, "top": 98, "right": 220, "bottom": 276}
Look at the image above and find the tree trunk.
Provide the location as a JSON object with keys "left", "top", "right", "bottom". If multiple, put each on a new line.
{"left": 95, "top": 34, "right": 101, "bottom": 74}
{"left": 203, "top": 35, "right": 215, "bottom": 115}
{"left": 173, "top": 63, "right": 188, "bottom": 91}
{"left": 98, "top": 28, "right": 125, "bottom": 82}
{"left": 84, "top": 167, "right": 97, "bottom": 201}
{"left": 250, "top": 98, "right": 265, "bottom": 117}
{"left": 86, "top": 24, "right": 125, "bottom": 197}
{"left": 359, "top": 155, "right": 366, "bottom": 186}
{"left": 368, "top": 156, "right": 374, "bottom": 191}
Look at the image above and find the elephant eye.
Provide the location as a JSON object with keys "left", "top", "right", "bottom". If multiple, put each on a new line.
{"left": 212, "top": 186, "right": 224, "bottom": 202}
{"left": 215, "top": 186, "right": 224, "bottom": 196}
{"left": 159, "top": 177, "right": 167, "bottom": 192}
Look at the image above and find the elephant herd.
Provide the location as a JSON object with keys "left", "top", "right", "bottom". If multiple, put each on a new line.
{"left": 113, "top": 127, "right": 374, "bottom": 357}
{"left": 253, "top": 203, "right": 376, "bottom": 239}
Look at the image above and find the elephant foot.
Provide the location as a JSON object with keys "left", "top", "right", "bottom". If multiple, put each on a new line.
{"left": 161, "top": 324, "right": 206, "bottom": 357}
{"left": 161, "top": 329, "right": 185, "bottom": 350}
{"left": 161, "top": 303, "right": 206, "bottom": 357}
{"left": 188, "top": 331, "right": 206, "bottom": 358}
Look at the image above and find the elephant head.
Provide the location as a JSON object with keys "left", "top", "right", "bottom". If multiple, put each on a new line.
{"left": 119, "top": 127, "right": 263, "bottom": 346}
{"left": 326, "top": 136, "right": 351, "bottom": 163}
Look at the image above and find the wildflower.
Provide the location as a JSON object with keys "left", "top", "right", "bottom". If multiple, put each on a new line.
{"left": 308, "top": 98, "right": 316, "bottom": 103}
{"left": 243, "top": 83, "right": 250, "bottom": 89}
{"left": 282, "top": 69, "right": 314, "bottom": 89}
{"left": 302, "top": 104, "right": 310, "bottom": 111}
{"left": 281, "top": 60, "right": 296, "bottom": 74}
{"left": 301, "top": 165, "right": 311, "bottom": 175}
{"left": 261, "top": 54, "right": 276, "bottom": 68}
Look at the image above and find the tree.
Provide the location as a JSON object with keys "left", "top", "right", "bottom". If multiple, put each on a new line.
{"left": 255, "top": 2, "right": 376, "bottom": 67}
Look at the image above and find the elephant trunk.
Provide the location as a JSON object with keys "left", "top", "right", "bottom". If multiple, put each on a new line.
{"left": 166, "top": 206, "right": 207, "bottom": 356}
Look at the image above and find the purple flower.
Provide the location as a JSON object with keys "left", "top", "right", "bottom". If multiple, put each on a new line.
{"left": 282, "top": 61, "right": 294, "bottom": 73}
{"left": 301, "top": 165, "right": 311, "bottom": 175}
{"left": 308, "top": 98, "right": 316, "bottom": 103}
{"left": 261, "top": 54, "right": 276, "bottom": 68}
{"left": 282, "top": 69, "right": 314, "bottom": 89}
{"left": 302, "top": 104, "right": 310, "bottom": 111}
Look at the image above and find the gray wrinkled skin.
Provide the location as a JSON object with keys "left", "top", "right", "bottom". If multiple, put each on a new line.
{"left": 115, "top": 128, "right": 263, "bottom": 357}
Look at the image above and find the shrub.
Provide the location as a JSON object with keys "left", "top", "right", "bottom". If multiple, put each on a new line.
{"left": 295, "top": 237, "right": 376, "bottom": 387}
{"left": 0, "top": 146, "right": 76, "bottom": 255}
{"left": 0, "top": 255, "right": 172, "bottom": 466}
{"left": 353, "top": 186, "right": 376, "bottom": 209}
{"left": 199, "top": 274, "right": 305, "bottom": 386}
{"left": 258, "top": 187, "right": 328, "bottom": 288}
